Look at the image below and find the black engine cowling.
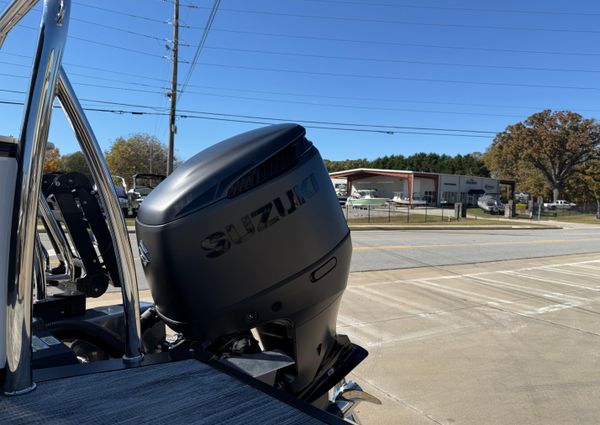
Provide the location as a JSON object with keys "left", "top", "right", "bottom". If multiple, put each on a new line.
{"left": 135, "top": 124, "right": 352, "bottom": 393}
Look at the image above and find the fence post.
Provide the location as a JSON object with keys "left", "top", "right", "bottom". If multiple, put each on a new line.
{"left": 425, "top": 204, "right": 428, "bottom": 223}
{"left": 388, "top": 203, "right": 391, "bottom": 223}
{"left": 368, "top": 205, "right": 371, "bottom": 223}
{"left": 407, "top": 206, "right": 410, "bottom": 223}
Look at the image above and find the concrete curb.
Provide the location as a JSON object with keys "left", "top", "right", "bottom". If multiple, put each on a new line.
{"left": 348, "top": 225, "right": 563, "bottom": 231}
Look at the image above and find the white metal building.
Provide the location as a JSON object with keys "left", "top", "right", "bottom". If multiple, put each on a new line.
{"left": 329, "top": 168, "right": 514, "bottom": 206}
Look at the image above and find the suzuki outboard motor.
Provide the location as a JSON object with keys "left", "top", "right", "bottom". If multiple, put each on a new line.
{"left": 136, "top": 124, "right": 356, "bottom": 398}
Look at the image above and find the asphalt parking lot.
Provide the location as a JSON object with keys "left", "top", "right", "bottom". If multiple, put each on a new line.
{"left": 345, "top": 252, "right": 600, "bottom": 425}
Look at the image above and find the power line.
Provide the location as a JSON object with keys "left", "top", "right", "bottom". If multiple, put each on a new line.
{"left": 71, "top": 18, "right": 168, "bottom": 43}
{"left": 0, "top": 91, "right": 497, "bottom": 135}
{"left": 204, "top": 45, "right": 600, "bottom": 75}
{"left": 10, "top": 37, "right": 600, "bottom": 92}
{"left": 196, "top": 6, "right": 600, "bottom": 36}
{"left": 22, "top": 24, "right": 163, "bottom": 58}
{"left": 0, "top": 74, "right": 556, "bottom": 119}
{"left": 0, "top": 59, "right": 171, "bottom": 90}
{"left": 18, "top": 23, "right": 190, "bottom": 61}
{"left": 172, "top": 84, "right": 600, "bottom": 114}
{"left": 178, "top": 0, "right": 220, "bottom": 102}
{"left": 16, "top": 20, "right": 600, "bottom": 64}
{"left": 0, "top": 72, "right": 169, "bottom": 95}
{"left": 8, "top": 1, "right": 600, "bottom": 59}
{"left": 72, "top": 2, "right": 169, "bottom": 24}
{"left": 3, "top": 51, "right": 576, "bottom": 112}
{"left": 195, "top": 62, "right": 600, "bottom": 92}
{"left": 175, "top": 109, "right": 497, "bottom": 134}
{"left": 71, "top": 17, "right": 194, "bottom": 47}
{"left": 0, "top": 98, "right": 492, "bottom": 137}
{"left": 0, "top": 71, "right": 522, "bottom": 118}
{"left": 211, "top": 28, "right": 600, "bottom": 58}
{"left": 178, "top": 89, "right": 524, "bottom": 119}
{"left": 297, "top": 0, "right": 600, "bottom": 17}
{"left": 2, "top": 49, "right": 593, "bottom": 113}
{"left": 0, "top": 51, "right": 174, "bottom": 85}
{"left": 0, "top": 65, "right": 589, "bottom": 118}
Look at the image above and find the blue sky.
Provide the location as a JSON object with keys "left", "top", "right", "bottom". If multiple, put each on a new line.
{"left": 2, "top": 0, "right": 600, "bottom": 161}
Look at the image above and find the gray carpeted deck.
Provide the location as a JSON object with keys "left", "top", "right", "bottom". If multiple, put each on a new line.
{"left": 1, "top": 359, "right": 326, "bottom": 424}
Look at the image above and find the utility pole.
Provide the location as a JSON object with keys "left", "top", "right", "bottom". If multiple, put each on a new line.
{"left": 167, "top": 0, "right": 179, "bottom": 175}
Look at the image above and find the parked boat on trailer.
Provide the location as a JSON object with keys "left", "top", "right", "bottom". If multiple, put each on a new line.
{"left": 347, "top": 189, "right": 389, "bottom": 207}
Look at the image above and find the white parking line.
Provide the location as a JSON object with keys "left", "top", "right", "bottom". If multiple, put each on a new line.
{"left": 460, "top": 274, "right": 589, "bottom": 303}
{"left": 405, "top": 278, "right": 517, "bottom": 305}
{"left": 541, "top": 266, "right": 600, "bottom": 279}
{"left": 502, "top": 271, "right": 600, "bottom": 292}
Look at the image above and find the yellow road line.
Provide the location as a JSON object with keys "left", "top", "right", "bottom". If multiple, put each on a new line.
{"left": 353, "top": 238, "right": 600, "bottom": 251}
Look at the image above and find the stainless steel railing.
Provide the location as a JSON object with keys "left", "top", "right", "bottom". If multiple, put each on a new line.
{"left": 38, "top": 194, "right": 75, "bottom": 282}
{"left": 2, "top": 0, "right": 69, "bottom": 395}
{"left": 0, "top": 0, "right": 143, "bottom": 394}
{"left": 56, "top": 70, "right": 143, "bottom": 365}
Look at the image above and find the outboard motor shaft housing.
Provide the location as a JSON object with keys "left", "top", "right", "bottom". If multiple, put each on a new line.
{"left": 136, "top": 124, "right": 352, "bottom": 393}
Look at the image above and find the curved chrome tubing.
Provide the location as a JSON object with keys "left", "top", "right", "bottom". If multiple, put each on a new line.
{"left": 2, "top": 0, "right": 70, "bottom": 395}
{"left": 0, "top": 0, "right": 37, "bottom": 47}
{"left": 38, "top": 193, "right": 76, "bottom": 281}
{"left": 34, "top": 234, "right": 47, "bottom": 302}
{"left": 1, "top": 0, "right": 143, "bottom": 395}
{"left": 57, "top": 70, "right": 143, "bottom": 365}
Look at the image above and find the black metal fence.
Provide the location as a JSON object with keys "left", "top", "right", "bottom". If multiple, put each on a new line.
{"left": 344, "top": 202, "right": 600, "bottom": 224}
{"left": 343, "top": 204, "right": 460, "bottom": 224}
{"left": 469, "top": 203, "right": 600, "bottom": 223}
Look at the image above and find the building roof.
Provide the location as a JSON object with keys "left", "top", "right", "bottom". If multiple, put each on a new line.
{"left": 329, "top": 168, "right": 438, "bottom": 178}
{"left": 329, "top": 167, "right": 515, "bottom": 184}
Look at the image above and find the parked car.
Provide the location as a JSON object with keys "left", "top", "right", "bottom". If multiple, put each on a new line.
{"left": 477, "top": 193, "right": 505, "bottom": 214}
{"left": 543, "top": 199, "right": 576, "bottom": 210}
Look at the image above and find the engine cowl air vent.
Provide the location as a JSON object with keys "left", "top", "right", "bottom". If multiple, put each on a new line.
{"left": 227, "top": 137, "right": 312, "bottom": 198}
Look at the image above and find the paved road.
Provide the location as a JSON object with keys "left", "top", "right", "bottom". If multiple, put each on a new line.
{"left": 42, "top": 227, "right": 600, "bottom": 290}
{"left": 350, "top": 227, "right": 600, "bottom": 272}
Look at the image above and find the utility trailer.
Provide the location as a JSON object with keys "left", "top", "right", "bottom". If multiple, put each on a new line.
{"left": 0, "top": 1, "right": 378, "bottom": 423}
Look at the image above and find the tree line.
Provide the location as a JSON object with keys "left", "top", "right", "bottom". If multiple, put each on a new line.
{"left": 324, "top": 152, "right": 490, "bottom": 177}
{"left": 44, "top": 134, "right": 174, "bottom": 189}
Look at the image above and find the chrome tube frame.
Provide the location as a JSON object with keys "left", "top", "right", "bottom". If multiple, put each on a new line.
{"left": 56, "top": 70, "right": 143, "bottom": 364}
{"left": 2, "top": 0, "right": 68, "bottom": 395}
{"left": 0, "top": 0, "right": 38, "bottom": 47}
{"left": 34, "top": 234, "right": 47, "bottom": 302}
{"left": 38, "top": 193, "right": 75, "bottom": 281}
{"left": 2, "top": 0, "right": 144, "bottom": 395}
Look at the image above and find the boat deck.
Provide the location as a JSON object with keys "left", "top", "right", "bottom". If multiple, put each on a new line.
{"left": 1, "top": 358, "right": 340, "bottom": 424}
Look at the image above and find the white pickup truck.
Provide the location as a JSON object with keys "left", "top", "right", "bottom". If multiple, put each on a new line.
{"left": 543, "top": 199, "right": 576, "bottom": 210}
